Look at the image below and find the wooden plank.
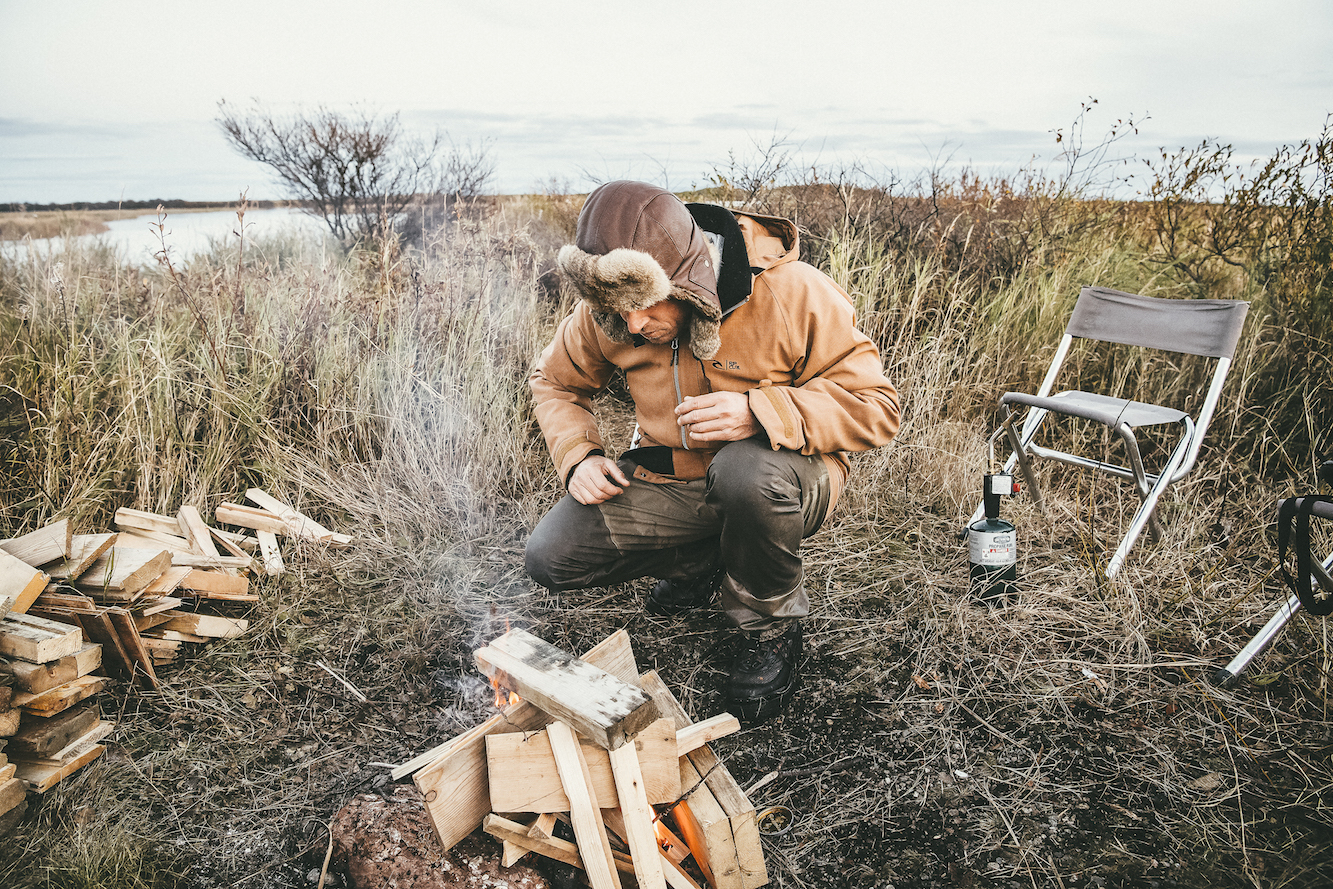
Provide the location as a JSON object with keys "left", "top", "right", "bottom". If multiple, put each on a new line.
{"left": 69, "top": 611, "right": 135, "bottom": 683}
{"left": 483, "top": 813, "right": 637, "bottom": 876}
{"left": 474, "top": 629, "right": 658, "bottom": 750}
{"left": 1, "top": 643, "right": 102, "bottom": 694}
{"left": 106, "top": 607, "right": 158, "bottom": 690}
{"left": 44, "top": 719, "right": 114, "bottom": 762}
{"left": 1, "top": 549, "right": 49, "bottom": 618}
{"left": 546, "top": 720, "right": 621, "bottom": 889}
{"left": 113, "top": 507, "right": 182, "bottom": 537}
{"left": 178, "top": 570, "right": 250, "bottom": 598}
{"left": 603, "top": 810, "right": 701, "bottom": 889}
{"left": 73, "top": 547, "right": 172, "bottom": 596}
{"left": 398, "top": 629, "right": 640, "bottom": 780}
{"left": 44, "top": 533, "right": 117, "bottom": 582}
{"left": 246, "top": 488, "right": 353, "bottom": 547}
{"left": 141, "top": 566, "right": 191, "bottom": 596}
{"left": 0, "top": 763, "right": 14, "bottom": 784}
{"left": 159, "top": 611, "right": 249, "bottom": 639}
{"left": 7, "top": 701, "right": 98, "bottom": 756}
{"left": 609, "top": 740, "right": 668, "bottom": 889}
{"left": 0, "top": 778, "right": 25, "bottom": 817}
{"left": 256, "top": 530, "right": 284, "bottom": 576}
{"left": 13, "top": 743, "right": 105, "bottom": 792}
{"left": 31, "top": 591, "right": 97, "bottom": 612}
{"left": 0, "top": 613, "right": 83, "bottom": 663}
{"left": 113, "top": 530, "right": 193, "bottom": 554}
{"left": 0, "top": 519, "right": 70, "bottom": 568}
{"left": 676, "top": 714, "right": 742, "bottom": 757}
{"left": 410, "top": 629, "right": 639, "bottom": 851}
{"left": 14, "top": 675, "right": 106, "bottom": 716}
{"left": 501, "top": 812, "right": 555, "bottom": 867}
{"left": 0, "top": 707, "right": 19, "bottom": 737}
{"left": 215, "top": 503, "right": 289, "bottom": 536}
{"left": 486, "top": 717, "right": 678, "bottom": 812}
{"left": 640, "top": 671, "right": 767, "bottom": 889}
{"left": 208, "top": 526, "right": 261, "bottom": 573}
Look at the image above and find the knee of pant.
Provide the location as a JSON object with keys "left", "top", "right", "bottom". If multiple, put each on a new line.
{"left": 708, "top": 445, "right": 799, "bottom": 514}
{"left": 524, "top": 529, "right": 562, "bottom": 590}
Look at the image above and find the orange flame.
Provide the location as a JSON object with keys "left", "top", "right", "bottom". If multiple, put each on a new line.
{"left": 490, "top": 673, "right": 521, "bottom": 709}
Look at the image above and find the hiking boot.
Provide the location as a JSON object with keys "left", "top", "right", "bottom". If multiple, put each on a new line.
{"left": 647, "top": 565, "right": 725, "bottom": 616}
{"left": 725, "top": 623, "right": 802, "bottom": 726}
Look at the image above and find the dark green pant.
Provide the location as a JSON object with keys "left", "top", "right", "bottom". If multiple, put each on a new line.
{"left": 524, "top": 439, "right": 832, "bottom": 633}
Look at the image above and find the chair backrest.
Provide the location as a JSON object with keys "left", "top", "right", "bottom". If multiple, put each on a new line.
{"left": 1066, "top": 286, "right": 1249, "bottom": 359}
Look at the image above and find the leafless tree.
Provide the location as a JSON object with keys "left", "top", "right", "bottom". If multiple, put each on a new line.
{"left": 216, "top": 100, "right": 494, "bottom": 245}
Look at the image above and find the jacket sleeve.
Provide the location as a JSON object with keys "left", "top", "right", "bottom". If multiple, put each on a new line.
{"left": 530, "top": 304, "right": 618, "bottom": 484}
{"left": 745, "top": 264, "right": 901, "bottom": 454}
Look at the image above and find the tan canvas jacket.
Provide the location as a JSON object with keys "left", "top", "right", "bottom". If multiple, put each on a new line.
{"left": 530, "top": 210, "right": 901, "bottom": 505}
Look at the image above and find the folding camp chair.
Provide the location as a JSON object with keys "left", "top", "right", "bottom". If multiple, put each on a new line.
{"left": 1213, "top": 461, "right": 1333, "bottom": 686}
{"left": 967, "top": 286, "right": 1249, "bottom": 578}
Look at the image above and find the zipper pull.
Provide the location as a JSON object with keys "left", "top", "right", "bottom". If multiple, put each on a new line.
{"left": 670, "top": 338, "right": 679, "bottom": 366}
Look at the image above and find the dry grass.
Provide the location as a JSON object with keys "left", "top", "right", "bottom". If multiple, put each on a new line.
{"left": 0, "top": 183, "right": 1330, "bottom": 889}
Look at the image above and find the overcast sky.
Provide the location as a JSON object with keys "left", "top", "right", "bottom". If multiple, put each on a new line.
{"left": 2, "top": 0, "right": 1330, "bottom": 203}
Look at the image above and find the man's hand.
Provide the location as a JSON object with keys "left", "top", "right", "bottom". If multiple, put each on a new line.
{"left": 568, "top": 455, "right": 631, "bottom": 505}
{"left": 676, "top": 391, "right": 761, "bottom": 442}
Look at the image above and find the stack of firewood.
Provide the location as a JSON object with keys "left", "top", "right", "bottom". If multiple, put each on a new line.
{"left": 394, "top": 629, "right": 769, "bottom": 889}
{"left": 0, "top": 488, "right": 351, "bottom": 822}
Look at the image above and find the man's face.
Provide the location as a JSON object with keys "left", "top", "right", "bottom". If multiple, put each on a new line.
{"left": 622, "top": 299, "right": 689, "bottom": 345}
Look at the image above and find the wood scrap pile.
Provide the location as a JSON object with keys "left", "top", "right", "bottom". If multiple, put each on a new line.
{"left": 0, "top": 488, "right": 351, "bottom": 825}
{"left": 395, "top": 629, "right": 768, "bottom": 889}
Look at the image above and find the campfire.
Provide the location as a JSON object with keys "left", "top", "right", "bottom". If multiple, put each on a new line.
{"left": 393, "top": 629, "right": 767, "bottom": 889}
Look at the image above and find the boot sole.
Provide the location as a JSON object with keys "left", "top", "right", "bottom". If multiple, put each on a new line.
{"left": 726, "top": 671, "right": 802, "bottom": 727}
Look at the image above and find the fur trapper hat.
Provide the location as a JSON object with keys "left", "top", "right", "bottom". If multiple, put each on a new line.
{"left": 558, "top": 181, "right": 722, "bottom": 359}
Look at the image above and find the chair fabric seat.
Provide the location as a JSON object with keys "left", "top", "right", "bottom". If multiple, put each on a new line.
{"left": 1001, "top": 390, "right": 1189, "bottom": 429}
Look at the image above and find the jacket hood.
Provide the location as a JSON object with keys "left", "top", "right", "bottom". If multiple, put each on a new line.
{"left": 557, "top": 180, "right": 723, "bottom": 359}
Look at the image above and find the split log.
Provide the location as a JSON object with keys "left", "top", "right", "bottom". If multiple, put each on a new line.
{"left": 1, "top": 549, "right": 49, "bottom": 617}
{"left": 0, "top": 613, "right": 83, "bottom": 663}
{"left": 44, "top": 533, "right": 117, "bottom": 582}
{"left": 409, "top": 629, "right": 639, "bottom": 851}
{"left": 486, "top": 717, "right": 678, "bottom": 812}
{"left": 474, "top": 629, "right": 658, "bottom": 750}
{"left": 0, "top": 519, "right": 70, "bottom": 568}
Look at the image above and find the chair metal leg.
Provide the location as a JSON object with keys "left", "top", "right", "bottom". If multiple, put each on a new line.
{"left": 1002, "top": 407, "right": 1047, "bottom": 516}
{"left": 1211, "top": 592, "right": 1303, "bottom": 686}
{"left": 1105, "top": 432, "right": 1192, "bottom": 578}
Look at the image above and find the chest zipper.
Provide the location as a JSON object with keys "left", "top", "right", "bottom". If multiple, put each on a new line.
{"left": 671, "top": 337, "right": 689, "bottom": 449}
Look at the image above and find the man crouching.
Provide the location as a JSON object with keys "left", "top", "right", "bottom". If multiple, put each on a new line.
{"left": 525, "top": 180, "right": 901, "bottom": 724}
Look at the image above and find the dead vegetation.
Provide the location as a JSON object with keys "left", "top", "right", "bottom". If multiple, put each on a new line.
{"left": 1, "top": 127, "right": 1332, "bottom": 887}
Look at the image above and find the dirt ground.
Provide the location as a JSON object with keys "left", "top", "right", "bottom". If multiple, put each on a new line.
{"left": 4, "top": 400, "right": 1333, "bottom": 889}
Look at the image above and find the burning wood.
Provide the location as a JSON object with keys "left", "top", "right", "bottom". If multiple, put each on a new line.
{"left": 402, "top": 628, "right": 769, "bottom": 889}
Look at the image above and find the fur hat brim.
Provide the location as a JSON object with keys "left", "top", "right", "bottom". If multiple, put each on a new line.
{"left": 558, "top": 244, "right": 722, "bottom": 360}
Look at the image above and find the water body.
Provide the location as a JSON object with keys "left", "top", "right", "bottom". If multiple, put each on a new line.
{"left": 3, "top": 207, "right": 328, "bottom": 266}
